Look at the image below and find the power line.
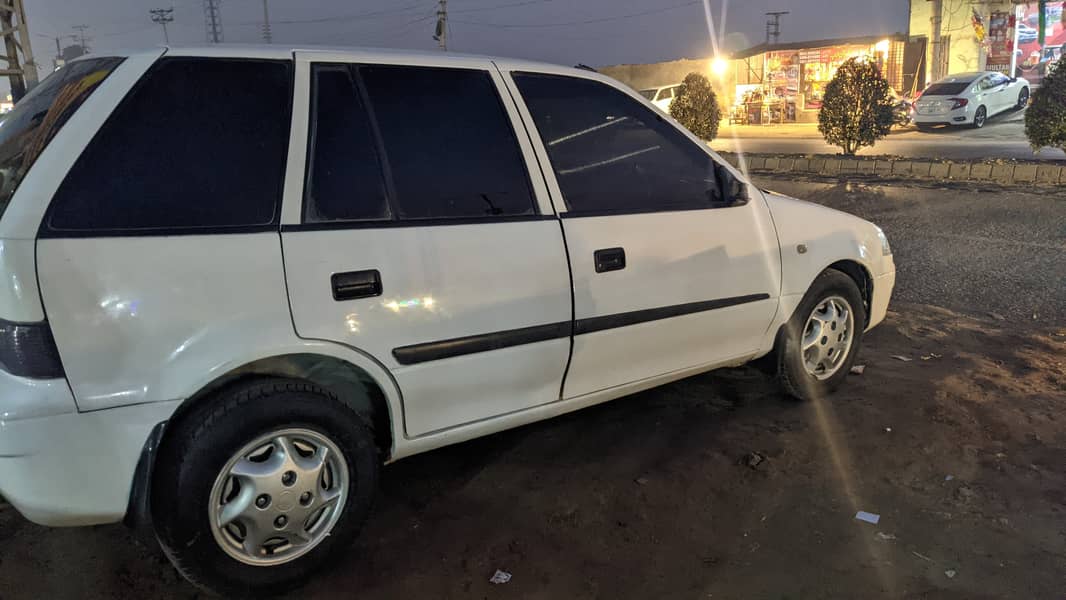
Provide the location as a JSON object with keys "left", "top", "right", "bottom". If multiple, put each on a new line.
{"left": 450, "top": 0, "right": 552, "bottom": 14}
{"left": 451, "top": 0, "right": 700, "bottom": 28}
{"left": 231, "top": 1, "right": 427, "bottom": 27}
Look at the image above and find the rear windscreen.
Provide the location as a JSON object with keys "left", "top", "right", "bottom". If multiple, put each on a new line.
{"left": 0, "top": 57, "right": 123, "bottom": 220}
{"left": 922, "top": 82, "right": 971, "bottom": 96}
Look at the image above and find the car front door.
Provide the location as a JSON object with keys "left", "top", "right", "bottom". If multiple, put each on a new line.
{"left": 988, "top": 73, "right": 1011, "bottom": 113}
{"left": 505, "top": 69, "right": 781, "bottom": 399}
{"left": 281, "top": 52, "right": 572, "bottom": 437}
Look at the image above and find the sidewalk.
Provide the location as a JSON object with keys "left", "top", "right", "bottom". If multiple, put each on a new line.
{"left": 719, "top": 108, "right": 1028, "bottom": 141}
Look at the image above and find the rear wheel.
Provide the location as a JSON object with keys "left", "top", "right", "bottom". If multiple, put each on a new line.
{"left": 152, "top": 379, "right": 379, "bottom": 596}
{"left": 777, "top": 269, "right": 866, "bottom": 401}
{"left": 972, "top": 105, "right": 987, "bottom": 128}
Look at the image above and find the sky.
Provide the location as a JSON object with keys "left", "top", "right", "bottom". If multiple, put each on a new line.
{"left": 23, "top": 0, "right": 910, "bottom": 70}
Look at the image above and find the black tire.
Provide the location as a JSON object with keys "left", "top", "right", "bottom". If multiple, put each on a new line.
{"left": 916, "top": 123, "right": 936, "bottom": 132}
{"left": 1016, "top": 87, "right": 1030, "bottom": 110}
{"left": 972, "top": 105, "right": 987, "bottom": 129}
{"left": 151, "top": 378, "right": 379, "bottom": 597}
{"left": 777, "top": 269, "right": 867, "bottom": 401}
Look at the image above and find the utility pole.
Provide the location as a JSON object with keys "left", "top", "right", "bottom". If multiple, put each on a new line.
{"left": 765, "top": 11, "right": 789, "bottom": 45}
{"left": 930, "top": 0, "right": 943, "bottom": 81}
{"left": 0, "top": 0, "right": 38, "bottom": 100}
{"left": 261, "top": 0, "right": 272, "bottom": 43}
{"left": 149, "top": 7, "right": 174, "bottom": 44}
{"left": 434, "top": 0, "right": 447, "bottom": 51}
{"left": 71, "top": 24, "right": 90, "bottom": 52}
{"left": 203, "top": 0, "right": 223, "bottom": 43}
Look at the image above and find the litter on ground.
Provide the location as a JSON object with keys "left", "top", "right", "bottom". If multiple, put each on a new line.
{"left": 855, "top": 511, "right": 880, "bottom": 525}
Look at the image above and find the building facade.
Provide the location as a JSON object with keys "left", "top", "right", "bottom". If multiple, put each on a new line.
{"left": 910, "top": 0, "right": 1065, "bottom": 83}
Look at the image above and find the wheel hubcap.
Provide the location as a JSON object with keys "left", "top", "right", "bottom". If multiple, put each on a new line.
{"left": 801, "top": 296, "right": 854, "bottom": 380}
{"left": 208, "top": 428, "right": 349, "bottom": 566}
{"left": 975, "top": 109, "right": 986, "bottom": 126}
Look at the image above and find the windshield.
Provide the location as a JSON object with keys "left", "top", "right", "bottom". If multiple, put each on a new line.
{"left": 638, "top": 88, "right": 657, "bottom": 100}
{"left": 922, "top": 82, "right": 971, "bottom": 96}
{"left": 0, "top": 57, "right": 123, "bottom": 220}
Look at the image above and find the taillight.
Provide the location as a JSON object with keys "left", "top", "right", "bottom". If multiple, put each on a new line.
{"left": 950, "top": 98, "right": 969, "bottom": 110}
{"left": 0, "top": 319, "right": 65, "bottom": 378}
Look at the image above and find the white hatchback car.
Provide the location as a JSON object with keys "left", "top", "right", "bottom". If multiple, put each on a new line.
{"left": 912, "top": 71, "right": 1030, "bottom": 129}
{"left": 0, "top": 46, "right": 894, "bottom": 595}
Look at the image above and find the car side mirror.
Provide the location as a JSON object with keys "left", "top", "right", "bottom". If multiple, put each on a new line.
{"left": 715, "top": 162, "right": 750, "bottom": 206}
{"left": 1009, "top": 76, "right": 1018, "bottom": 83}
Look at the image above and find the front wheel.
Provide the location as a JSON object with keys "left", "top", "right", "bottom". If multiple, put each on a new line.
{"left": 151, "top": 379, "right": 379, "bottom": 596}
{"left": 777, "top": 269, "right": 867, "bottom": 401}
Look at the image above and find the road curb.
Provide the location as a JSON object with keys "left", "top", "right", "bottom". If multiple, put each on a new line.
{"left": 718, "top": 152, "right": 1066, "bottom": 187}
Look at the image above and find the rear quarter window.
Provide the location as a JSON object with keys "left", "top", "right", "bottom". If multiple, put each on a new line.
{"left": 43, "top": 57, "right": 293, "bottom": 235}
{"left": 0, "top": 57, "right": 123, "bottom": 222}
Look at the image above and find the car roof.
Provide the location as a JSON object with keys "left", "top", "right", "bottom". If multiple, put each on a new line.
{"left": 933, "top": 72, "right": 989, "bottom": 84}
{"left": 73, "top": 43, "right": 573, "bottom": 73}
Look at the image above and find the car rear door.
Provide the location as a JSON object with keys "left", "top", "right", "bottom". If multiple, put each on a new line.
{"left": 280, "top": 51, "right": 572, "bottom": 437}
{"left": 504, "top": 69, "right": 781, "bottom": 399}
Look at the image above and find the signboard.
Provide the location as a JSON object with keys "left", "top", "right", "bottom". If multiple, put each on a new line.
{"left": 987, "top": 11, "right": 1014, "bottom": 73}
{"left": 1016, "top": 1, "right": 1066, "bottom": 77}
{"left": 798, "top": 48, "right": 831, "bottom": 64}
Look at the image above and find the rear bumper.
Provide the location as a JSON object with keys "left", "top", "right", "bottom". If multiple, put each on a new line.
{"left": 0, "top": 379, "right": 178, "bottom": 526}
{"left": 913, "top": 108, "right": 973, "bottom": 125}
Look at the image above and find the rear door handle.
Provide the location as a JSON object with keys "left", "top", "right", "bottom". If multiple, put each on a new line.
{"left": 331, "top": 270, "right": 382, "bottom": 301}
{"left": 594, "top": 247, "right": 626, "bottom": 273}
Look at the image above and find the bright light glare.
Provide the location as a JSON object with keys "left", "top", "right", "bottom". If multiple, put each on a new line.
{"left": 711, "top": 56, "right": 729, "bottom": 77}
{"left": 875, "top": 39, "right": 890, "bottom": 54}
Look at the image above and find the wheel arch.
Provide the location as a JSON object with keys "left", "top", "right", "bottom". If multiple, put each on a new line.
{"left": 126, "top": 345, "right": 403, "bottom": 530}
{"left": 766, "top": 260, "right": 874, "bottom": 359}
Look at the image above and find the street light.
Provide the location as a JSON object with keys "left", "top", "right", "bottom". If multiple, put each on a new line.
{"left": 711, "top": 56, "right": 730, "bottom": 77}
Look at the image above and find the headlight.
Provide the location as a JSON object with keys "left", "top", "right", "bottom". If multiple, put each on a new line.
{"left": 876, "top": 226, "right": 892, "bottom": 256}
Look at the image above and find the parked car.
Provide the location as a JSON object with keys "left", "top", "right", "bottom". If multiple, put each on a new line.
{"left": 639, "top": 82, "right": 683, "bottom": 112}
{"left": 912, "top": 71, "right": 1030, "bottom": 129}
{"left": 0, "top": 46, "right": 895, "bottom": 596}
{"left": 1017, "top": 22, "right": 1040, "bottom": 44}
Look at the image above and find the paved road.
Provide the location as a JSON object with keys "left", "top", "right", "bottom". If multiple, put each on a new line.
{"left": 754, "top": 176, "right": 1066, "bottom": 325}
{"left": 713, "top": 112, "right": 1066, "bottom": 161}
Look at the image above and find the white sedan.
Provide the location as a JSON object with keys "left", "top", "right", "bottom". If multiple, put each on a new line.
{"left": 912, "top": 71, "right": 1030, "bottom": 129}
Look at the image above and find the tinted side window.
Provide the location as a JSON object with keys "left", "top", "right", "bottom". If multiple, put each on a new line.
{"left": 360, "top": 65, "right": 534, "bottom": 220}
{"left": 305, "top": 65, "right": 389, "bottom": 222}
{"left": 0, "top": 57, "right": 123, "bottom": 221}
{"left": 46, "top": 58, "right": 292, "bottom": 233}
{"left": 513, "top": 73, "right": 722, "bottom": 215}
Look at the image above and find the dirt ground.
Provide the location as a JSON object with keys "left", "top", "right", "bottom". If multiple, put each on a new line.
{"left": 1, "top": 303, "right": 1064, "bottom": 599}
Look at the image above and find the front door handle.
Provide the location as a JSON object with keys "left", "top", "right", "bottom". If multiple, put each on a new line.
{"left": 331, "top": 270, "right": 382, "bottom": 301}
{"left": 594, "top": 247, "right": 626, "bottom": 273}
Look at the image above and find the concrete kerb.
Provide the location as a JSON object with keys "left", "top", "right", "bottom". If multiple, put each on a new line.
{"left": 716, "top": 151, "right": 1065, "bottom": 188}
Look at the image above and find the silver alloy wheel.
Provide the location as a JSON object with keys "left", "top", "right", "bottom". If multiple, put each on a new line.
{"left": 1018, "top": 88, "right": 1029, "bottom": 109}
{"left": 801, "top": 295, "right": 854, "bottom": 381}
{"left": 974, "top": 106, "right": 986, "bottom": 128}
{"left": 208, "top": 428, "right": 349, "bottom": 566}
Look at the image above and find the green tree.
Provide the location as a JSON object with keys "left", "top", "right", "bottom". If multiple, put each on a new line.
{"left": 669, "top": 72, "right": 722, "bottom": 141}
{"left": 817, "top": 57, "right": 896, "bottom": 155}
{"left": 1024, "top": 56, "right": 1066, "bottom": 153}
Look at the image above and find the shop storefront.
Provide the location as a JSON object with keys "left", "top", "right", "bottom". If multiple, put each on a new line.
{"left": 730, "top": 35, "right": 907, "bottom": 124}
{"left": 911, "top": 0, "right": 1065, "bottom": 83}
